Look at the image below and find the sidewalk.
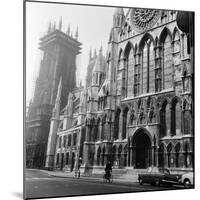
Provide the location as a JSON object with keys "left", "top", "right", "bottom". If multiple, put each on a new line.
{"left": 39, "top": 169, "right": 139, "bottom": 186}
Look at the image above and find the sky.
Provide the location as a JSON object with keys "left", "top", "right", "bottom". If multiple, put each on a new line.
{"left": 26, "top": 2, "right": 127, "bottom": 104}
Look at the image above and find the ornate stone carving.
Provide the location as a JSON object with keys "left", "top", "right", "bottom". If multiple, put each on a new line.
{"left": 131, "top": 9, "right": 161, "bottom": 32}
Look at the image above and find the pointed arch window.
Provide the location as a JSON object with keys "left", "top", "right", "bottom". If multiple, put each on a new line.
{"left": 155, "top": 37, "right": 162, "bottom": 92}
{"left": 160, "top": 29, "right": 173, "bottom": 89}
{"left": 124, "top": 42, "right": 134, "bottom": 97}
{"left": 139, "top": 34, "right": 154, "bottom": 94}
{"left": 133, "top": 49, "right": 140, "bottom": 96}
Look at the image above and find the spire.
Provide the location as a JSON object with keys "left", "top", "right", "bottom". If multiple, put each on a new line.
{"left": 48, "top": 21, "right": 51, "bottom": 33}
{"left": 75, "top": 26, "right": 78, "bottom": 40}
{"left": 113, "top": 7, "right": 125, "bottom": 27}
{"left": 89, "top": 47, "right": 92, "bottom": 60}
{"left": 59, "top": 16, "right": 62, "bottom": 31}
{"left": 67, "top": 24, "right": 70, "bottom": 35}
{"left": 100, "top": 43, "right": 103, "bottom": 53}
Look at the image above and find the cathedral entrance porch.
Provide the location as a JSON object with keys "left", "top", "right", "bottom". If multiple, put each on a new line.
{"left": 131, "top": 128, "right": 152, "bottom": 169}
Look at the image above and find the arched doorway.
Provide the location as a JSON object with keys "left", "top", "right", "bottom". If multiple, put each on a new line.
{"left": 132, "top": 129, "right": 152, "bottom": 169}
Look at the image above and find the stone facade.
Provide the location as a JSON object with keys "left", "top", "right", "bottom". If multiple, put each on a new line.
{"left": 50, "top": 8, "right": 194, "bottom": 173}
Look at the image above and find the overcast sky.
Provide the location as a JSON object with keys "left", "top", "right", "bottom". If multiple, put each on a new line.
{"left": 26, "top": 2, "right": 128, "bottom": 104}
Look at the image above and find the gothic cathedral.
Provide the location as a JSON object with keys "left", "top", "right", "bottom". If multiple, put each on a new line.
{"left": 26, "top": 8, "right": 194, "bottom": 174}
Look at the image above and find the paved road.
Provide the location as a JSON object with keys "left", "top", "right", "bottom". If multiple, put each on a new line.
{"left": 25, "top": 169, "right": 179, "bottom": 199}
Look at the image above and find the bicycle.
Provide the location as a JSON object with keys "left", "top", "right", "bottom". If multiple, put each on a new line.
{"left": 103, "top": 172, "right": 113, "bottom": 183}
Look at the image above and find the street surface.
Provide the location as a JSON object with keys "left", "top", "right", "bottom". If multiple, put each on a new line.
{"left": 25, "top": 169, "right": 180, "bottom": 199}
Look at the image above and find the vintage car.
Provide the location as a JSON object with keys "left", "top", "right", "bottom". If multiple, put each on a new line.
{"left": 181, "top": 172, "right": 194, "bottom": 188}
{"left": 138, "top": 167, "right": 182, "bottom": 186}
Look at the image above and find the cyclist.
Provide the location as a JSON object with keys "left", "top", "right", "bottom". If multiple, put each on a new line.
{"left": 105, "top": 161, "right": 112, "bottom": 180}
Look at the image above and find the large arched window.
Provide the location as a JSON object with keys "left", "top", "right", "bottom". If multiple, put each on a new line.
{"left": 139, "top": 34, "right": 154, "bottom": 94}
{"left": 159, "top": 28, "right": 173, "bottom": 89}
{"left": 173, "top": 28, "right": 181, "bottom": 84}
{"left": 134, "top": 45, "right": 140, "bottom": 96}
{"left": 124, "top": 42, "right": 134, "bottom": 97}
{"left": 149, "top": 41, "right": 155, "bottom": 93}
{"left": 160, "top": 101, "right": 170, "bottom": 137}
{"left": 155, "top": 37, "right": 162, "bottom": 92}
{"left": 117, "top": 49, "right": 124, "bottom": 96}
{"left": 114, "top": 109, "right": 121, "bottom": 140}
{"left": 173, "top": 28, "right": 181, "bottom": 59}
{"left": 122, "top": 107, "right": 129, "bottom": 139}
{"left": 171, "top": 98, "right": 182, "bottom": 136}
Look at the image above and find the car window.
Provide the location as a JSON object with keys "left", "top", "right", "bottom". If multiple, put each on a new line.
{"left": 159, "top": 168, "right": 170, "bottom": 174}
{"left": 152, "top": 167, "right": 159, "bottom": 173}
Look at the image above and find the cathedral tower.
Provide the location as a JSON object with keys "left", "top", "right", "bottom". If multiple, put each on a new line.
{"left": 26, "top": 19, "right": 82, "bottom": 168}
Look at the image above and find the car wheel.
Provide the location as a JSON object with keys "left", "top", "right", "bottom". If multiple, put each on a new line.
{"left": 139, "top": 178, "right": 144, "bottom": 185}
{"left": 184, "top": 179, "right": 191, "bottom": 189}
